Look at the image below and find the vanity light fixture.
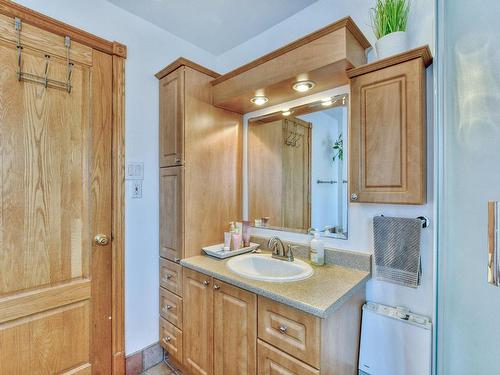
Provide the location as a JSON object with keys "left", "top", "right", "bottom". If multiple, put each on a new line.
{"left": 282, "top": 109, "right": 292, "bottom": 116}
{"left": 250, "top": 95, "right": 269, "bottom": 106}
{"left": 292, "top": 80, "right": 316, "bottom": 93}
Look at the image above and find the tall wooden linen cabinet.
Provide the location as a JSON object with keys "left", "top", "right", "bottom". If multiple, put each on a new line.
{"left": 156, "top": 59, "right": 242, "bottom": 368}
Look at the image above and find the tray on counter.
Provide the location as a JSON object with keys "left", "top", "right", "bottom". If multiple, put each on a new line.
{"left": 202, "top": 242, "right": 260, "bottom": 259}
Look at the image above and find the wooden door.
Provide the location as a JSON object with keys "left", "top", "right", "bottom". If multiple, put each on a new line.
{"left": 349, "top": 58, "right": 426, "bottom": 204}
{"left": 282, "top": 118, "right": 311, "bottom": 230}
{"left": 0, "top": 16, "right": 113, "bottom": 375}
{"left": 159, "top": 68, "right": 184, "bottom": 167}
{"left": 213, "top": 280, "right": 256, "bottom": 375}
{"left": 183, "top": 268, "right": 213, "bottom": 375}
{"left": 160, "top": 166, "right": 183, "bottom": 262}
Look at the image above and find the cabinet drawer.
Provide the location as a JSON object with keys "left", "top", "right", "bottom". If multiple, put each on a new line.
{"left": 160, "top": 258, "right": 183, "bottom": 296}
{"left": 160, "top": 287, "right": 183, "bottom": 330}
{"left": 160, "top": 317, "right": 183, "bottom": 365}
{"left": 257, "top": 340, "right": 319, "bottom": 375}
{"left": 258, "top": 297, "right": 320, "bottom": 369}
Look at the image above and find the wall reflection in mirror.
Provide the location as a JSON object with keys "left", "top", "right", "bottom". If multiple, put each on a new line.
{"left": 248, "top": 94, "right": 348, "bottom": 239}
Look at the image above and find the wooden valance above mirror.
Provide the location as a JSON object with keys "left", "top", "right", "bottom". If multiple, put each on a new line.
{"left": 211, "top": 17, "right": 371, "bottom": 114}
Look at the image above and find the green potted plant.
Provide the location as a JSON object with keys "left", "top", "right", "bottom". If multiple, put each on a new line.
{"left": 370, "top": 0, "right": 410, "bottom": 59}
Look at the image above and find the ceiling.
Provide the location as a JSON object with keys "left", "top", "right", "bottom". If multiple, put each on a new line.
{"left": 106, "top": 0, "right": 318, "bottom": 55}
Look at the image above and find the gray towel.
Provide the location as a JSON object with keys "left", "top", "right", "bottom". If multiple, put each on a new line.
{"left": 373, "top": 216, "right": 422, "bottom": 288}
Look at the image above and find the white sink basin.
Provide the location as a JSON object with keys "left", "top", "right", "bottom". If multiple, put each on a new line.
{"left": 226, "top": 254, "right": 313, "bottom": 282}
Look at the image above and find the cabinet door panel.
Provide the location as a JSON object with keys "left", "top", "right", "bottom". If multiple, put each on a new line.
{"left": 159, "top": 68, "right": 184, "bottom": 167}
{"left": 214, "top": 280, "right": 256, "bottom": 375}
{"left": 350, "top": 58, "right": 426, "bottom": 204}
{"left": 183, "top": 268, "right": 213, "bottom": 375}
{"left": 257, "top": 340, "right": 319, "bottom": 375}
{"left": 160, "top": 166, "right": 183, "bottom": 261}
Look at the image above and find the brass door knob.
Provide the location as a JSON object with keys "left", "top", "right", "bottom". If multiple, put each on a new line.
{"left": 94, "top": 234, "right": 110, "bottom": 246}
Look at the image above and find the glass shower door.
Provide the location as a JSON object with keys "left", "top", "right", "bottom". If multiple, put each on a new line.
{"left": 437, "top": 0, "right": 500, "bottom": 373}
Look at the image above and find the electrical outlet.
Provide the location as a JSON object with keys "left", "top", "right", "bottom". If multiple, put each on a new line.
{"left": 131, "top": 180, "right": 142, "bottom": 199}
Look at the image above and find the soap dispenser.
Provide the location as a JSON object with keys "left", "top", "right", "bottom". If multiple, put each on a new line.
{"left": 309, "top": 230, "right": 325, "bottom": 265}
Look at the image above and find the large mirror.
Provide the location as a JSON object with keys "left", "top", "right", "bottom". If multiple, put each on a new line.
{"left": 248, "top": 94, "right": 348, "bottom": 239}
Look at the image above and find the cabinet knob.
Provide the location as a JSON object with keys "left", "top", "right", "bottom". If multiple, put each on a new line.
{"left": 174, "top": 257, "right": 181, "bottom": 263}
{"left": 203, "top": 280, "right": 210, "bottom": 286}
{"left": 278, "top": 325, "right": 288, "bottom": 334}
{"left": 351, "top": 193, "right": 359, "bottom": 201}
{"left": 165, "top": 305, "right": 173, "bottom": 310}
{"left": 214, "top": 284, "right": 220, "bottom": 290}
{"left": 175, "top": 158, "right": 182, "bottom": 164}
{"left": 166, "top": 274, "right": 173, "bottom": 280}
{"left": 94, "top": 234, "right": 110, "bottom": 246}
{"left": 164, "top": 336, "right": 172, "bottom": 343}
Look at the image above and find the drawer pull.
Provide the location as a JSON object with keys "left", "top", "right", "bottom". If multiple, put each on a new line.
{"left": 165, "top": 274, "right": 173, "bottom": 281}
{"left": 279, "top": 325, "right": 288, "bottom": 334}
{"left": 174, "top": 257, "right": 181, "bottom": 263}
{"left": 164, "top": 336, "right": 172, "bottom": 343}
{"left": 162, "top": 305, "right": 173, "bottom": 313}
{"left": 214, "top": 284, "right": 220, "bottom": 290}
{"left": 203, "top": 280, "right": 210, "bottom": 286}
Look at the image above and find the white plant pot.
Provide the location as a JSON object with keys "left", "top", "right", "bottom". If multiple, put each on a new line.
{"left": 375, "top": 31, "right": 408, "bottom": 60}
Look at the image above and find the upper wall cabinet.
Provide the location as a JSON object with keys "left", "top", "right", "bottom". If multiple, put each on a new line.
{"left": 211, "top": 17, "right": 370, "bottom": 114}
{"left": 348, "top": 46, "right": 433, "bottom": 205}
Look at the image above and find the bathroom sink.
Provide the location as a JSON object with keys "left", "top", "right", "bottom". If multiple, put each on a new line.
{"left": 226, "top": 254, "right": 313, "bottom": 282}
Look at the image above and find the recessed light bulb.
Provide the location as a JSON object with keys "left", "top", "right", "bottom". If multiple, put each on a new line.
{"left": 292, "top": 80, "right": 316, "bottom": 93}
{"left": 250, "top": 96, "right": 269, "bottom": 106}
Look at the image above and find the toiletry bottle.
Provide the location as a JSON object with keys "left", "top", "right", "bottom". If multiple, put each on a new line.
{"left": 310, "top": 231, "right": 325, "bottom": 265}
{"left": 232, "top": 232, "right": 241, "bottom": 250}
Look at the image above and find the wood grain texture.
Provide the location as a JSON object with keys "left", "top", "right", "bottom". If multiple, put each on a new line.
{"left": 182, "top": 268, "right": 214, "bottom": 375}
{"left": 160, "top": 316, "right": 183, "bottom": 365}
{"left": 156, "top": 57, "right": 220, "bottom": 80}
{"left": 159, "top": 68, "right": 184, "bottom": 167}
{"left": 257, "top": 339, "right": 320, "bottom": 375}
{"left": 0, "top": 13, "right": 92, "bottom": 65}
{"left": 349, "top": 58, "right": 426, "bottom": 204}
{"left": 90, "top": 48, "right": 113, "bottom": 375}
{"left": 160, "top": 286, "right": 183, "bottom": 330}
{"left": 211, "top": 18, "right": 368, "bottom": 113}
{"left": 320, "top": 286, "right": 365, "bottom": 375}
{"left": 160, "top": 166, "right": 184, "bottom": 262}
{"left": 346, "top": 45, "right": 432, "bottom": 78}
{"left": 258, "top": 296, "right": 321, "bottom": 369}
{"left": 111, "top": 53, "right": 126, "bottom": 375}
{"left": 0, "top": 0, "right": 126, "bottom": 57}
{"left": 212, "top": 17, "right": 369, "bottom": 85}
{"left": 184, "top": 66, "right": 242, "bottom": 259}
{"left": 213, "top": 279, "right": 257, "bottom": 375}
{"left": 160, "top": 258, "right": 183, "bottom": 297}
{"left": 0, "top": 279, "right": 90, "bottom": 324}
{"left": 0, "top": 302, "right": 91, "bottom": 375}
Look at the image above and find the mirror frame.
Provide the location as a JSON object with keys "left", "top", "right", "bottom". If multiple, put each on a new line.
{"left": 243, "top": 86, "right": 350, "bottom": 240}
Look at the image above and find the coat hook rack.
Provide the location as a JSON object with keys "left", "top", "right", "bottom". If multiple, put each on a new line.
{"left": 15, "top": 17, "right": 73, "bottom": 93}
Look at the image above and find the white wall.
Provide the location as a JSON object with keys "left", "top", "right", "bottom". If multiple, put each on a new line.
{"left": 14, "top": 0, "right": 218, "bottom": 355}
{"left": 234, "top": 0, "right": 436, "bottom": 319}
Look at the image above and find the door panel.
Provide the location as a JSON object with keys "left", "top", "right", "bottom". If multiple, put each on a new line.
{"left": 438, "top": 0, "right": 500, "bottom": 373}
{"left": 0, "top": 18, "right": 112, "bottom": 375}
{"left": 160, "top": 166, "right": 183, "bottom": 261}
{"left": 183, "top": 268, "right": 213, "bottom": 375}
{"left": 159, "top": 68, "right": 184, "bottom": 167}
{"left": 213, "top": 280, "right": 256, "bottom": 375}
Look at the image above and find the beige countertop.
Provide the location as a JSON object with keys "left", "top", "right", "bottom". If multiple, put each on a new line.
{"left": 181, "top": 253, "right": 370, "bottom": 318}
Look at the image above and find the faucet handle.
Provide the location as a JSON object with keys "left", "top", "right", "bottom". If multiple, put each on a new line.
{"left": 286, "top": 244, "right": 296, "bottom": 262}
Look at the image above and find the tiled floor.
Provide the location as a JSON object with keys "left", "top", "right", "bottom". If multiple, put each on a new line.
{"left": 140, "top": 362, "right": 180, "bottom": 375}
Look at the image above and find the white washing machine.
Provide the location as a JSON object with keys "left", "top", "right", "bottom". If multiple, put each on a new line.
{"left": 358, "top": 302, "right": 432, "bottom": 375}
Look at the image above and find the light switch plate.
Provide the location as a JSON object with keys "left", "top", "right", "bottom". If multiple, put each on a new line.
{"left": 131, "top": 180, "right": 142, "bottom": 199}
{"left": 126, "top": 162, "right": 144, "bottom": 180}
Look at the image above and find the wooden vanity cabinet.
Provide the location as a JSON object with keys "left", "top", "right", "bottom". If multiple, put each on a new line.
{"left": 157, "top": 58, "right": 242, "bottom": 369}
{"left": 348, "top": 46, "right": 433, "bottom": 205}
{"left": 181, "top": 268, "right": 365, "bottom": 375}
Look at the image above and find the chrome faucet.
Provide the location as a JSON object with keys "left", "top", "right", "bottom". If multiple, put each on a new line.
{"left": 267, "top": 236, "right": 294, "bottom": 262}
